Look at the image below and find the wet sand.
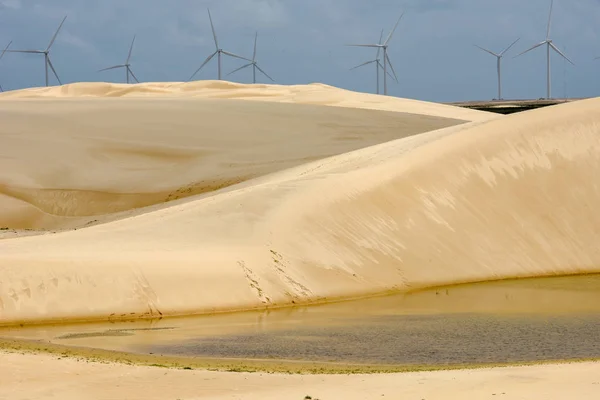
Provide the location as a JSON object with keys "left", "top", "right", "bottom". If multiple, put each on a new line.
{"left": 2, "top": 274, "right": 599, "bottom": 371}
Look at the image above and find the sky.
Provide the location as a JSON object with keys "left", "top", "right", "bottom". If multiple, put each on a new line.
{"left": 0, "top": 0, "right": 599, "bottom": 102}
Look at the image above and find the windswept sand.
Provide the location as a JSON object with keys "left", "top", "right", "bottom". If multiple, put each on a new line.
{"left": 0, "top": 80, "right": 496, "bottom": 122}
{"left": 1, "top": 351, "right": 598, "bottom": 400}
{"left": 0, "top": 85, "right": 490, "bottom": 231}
{"left": 0, "top": 84, "right": 598, "bottom": 325}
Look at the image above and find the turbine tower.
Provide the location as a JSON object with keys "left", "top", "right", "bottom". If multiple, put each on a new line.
{"left": 189, "top": 8, "right": 250, "bottom": 81}
{"left": 349, "top": 30, "right": 397, "bottom": 95}
{"left": 5, "top": 15, "right": 67, "bottom": 87}
{"left": 226, "top": 32, "right": 274, "bottom": 83}
{"left": 514, "top": 0, "right": 574, "bottom": 99}
{"left": 474, "top": 38, "right": 520, "bottom": 100}
{"left": 0, "top": 41, "right": 11, "bottom": 92}
{"left": 98, "top": 35, "right": 140, "bottom": 84}
{"left": 346, "top": 12, "right": 403, "bottom": 96}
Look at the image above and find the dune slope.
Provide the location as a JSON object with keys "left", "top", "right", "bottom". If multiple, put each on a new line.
{"left": 0, "top": 97, "right": 466, "bottom": 230}
{"left": 0, "top": 97, "right": 598, "bottom": 326}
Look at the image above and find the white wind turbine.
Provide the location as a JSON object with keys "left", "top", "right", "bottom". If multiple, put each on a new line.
{"left": 346, "top": 12, "right": 404, "bottom": 96}
{"left": 98, "top": 35, "right": 140, "bottom": 84}
{"left": 226, "top": 32, "right": 274, "bottom": 83}
{"left": 474, "top": 38, "right": 520, "bottom": 100}
{"left": 0, "top": 41, "right": 11, "bottom": 92}
{"left": 189, "top": 8, "right": 250, "bottom": 81}
{"left": 349, "top": 30, "right": 397, "bottom": 95}
{"left": 514, "top": 0, "right": 574, "bottom": 99}
{"left": 5, "top": 15, "right": 67, "bottom": 87}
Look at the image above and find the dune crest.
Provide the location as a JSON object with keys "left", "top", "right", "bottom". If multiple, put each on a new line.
{"left": 0, "top": 80, "right": 495, "bottom": 121}
{"left": 0, "top": 97, "right": 598, "bottom": 326}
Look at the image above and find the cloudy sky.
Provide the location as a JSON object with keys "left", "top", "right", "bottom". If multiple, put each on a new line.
{"left": 0, "top": 0, "right": 599, "bottom": 102}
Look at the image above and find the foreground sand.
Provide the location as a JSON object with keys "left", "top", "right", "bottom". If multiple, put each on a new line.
{"left": 1, "top": 93, "right": 599, "bottom": 325}
{"left": 1, "top": 350, "right": 598, "bottom": 399}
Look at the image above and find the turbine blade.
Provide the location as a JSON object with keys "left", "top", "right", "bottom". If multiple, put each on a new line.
{"left": 550, "top": 42, "right": 575, "bottom": 66}
{"left": 0, "top": 41, "right": 12, "bottom": 60}
{"left": 226, "top": 63, "right": 253, "bottom": 76}
{"left": 514, "top": 41, "right": 546, "bottom": 58}
{"left": 474, "top": 44, "right": 499, "bottom": 57}
{"left": 384, "top": 12, "right": 404, "bottom": 46}
{"left": 4, "top": 49, "right": 44, "bottom": 54}
{"left": 386, "top": 70, "right": 395, "bottom": 82}
{"left": 126, "top": 35, "right": 136, "bottom": 64}
{"left": 128, "top": 66, "right": 140, "bottom": 83}
{"left": 377, "top": 60, "right": 397, "bottom": 82}
{"left": 98, "top": 64, "right": 125, "bottom": 72}
{"left": 47, "top": 15, "right": 67, "bottom": 51}
{"left": 47, "top": 57, "right": 61, "bottom": 85}
{"left": 595, "top": 56, "right": 600, "bottom": 60}
{"left": 385, "top": 52, "right": 399, "bottom": 82}
{"left": 345, "top": 44, "right": 381, "bottom": 48}
{"left": 500, "top": 37, "right": 520, "bottom": 56}
{"left": 349, "top": 59, "right": 377, "bottom": 70}
{"left": 0, "top": 83, "right": 3, "bottom": 92}
{"left": 255, "top": 64, "right": 274, "bottom": 82}
{"left": 253, "top": 32, "right": 258, "bottom": 61}
{"left": 207, "top": 8, "right": 219, "bottom": 50}
{"left": 378, "top": 60, "right": 396, "bottom": 82}
{"left": 221, "top": 50, "right": 251, "bottom": 61}
{"left": 546, "top": 0, "right": 554, "bottom": 40}
{"left": 188, "top": 51, "right": 217, "bottom": 81}
{"left": 376, "top": 29, "right": 384, "bottom": 58}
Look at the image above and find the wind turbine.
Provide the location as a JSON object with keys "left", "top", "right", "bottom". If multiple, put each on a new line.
{"left": 0, "top": 41, "right": 11, "bottom": 92}
{"left": 346, "top": 12, "right": 403, "bottom": 96}
{"left": 349, "top": 30, "right": 397, "bottom": 95}
{"left": 226, "top": 32, "right": 274, "bottom": 83}
{"left": 514, "top": 0, "right": 574, "bottom": 99}
{"left": 5, "top": 15, "right": 67, "bottom": 87}
{"left": 189, "top": 8, "right": 250, "bottom": 81}
{"left": 474, "top": 38, "right": 520, "bottom": 100}
{"left": 98, "top": 35, "right": 140, "bottom": 84}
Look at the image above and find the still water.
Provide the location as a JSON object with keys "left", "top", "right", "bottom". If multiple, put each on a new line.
{"left": 2, "top": 274, "right": 599, "bottom": 366}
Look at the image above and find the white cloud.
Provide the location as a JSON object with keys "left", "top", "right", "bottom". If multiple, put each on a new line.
{"left": 231, "top": 0, "right": 288, "bottom": 27}
{"left": 0, "top": 0, "right": 21, "bottom": 9}
{"left": 165, "top": 22, "right": 209, "bottom": 48}
{"left": 58, "top": 30, "right": 94, "bottom": 52}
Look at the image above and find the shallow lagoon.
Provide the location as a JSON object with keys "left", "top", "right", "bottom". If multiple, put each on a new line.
{"left": 2, "top": 274, "right": 599, "bottom": 366}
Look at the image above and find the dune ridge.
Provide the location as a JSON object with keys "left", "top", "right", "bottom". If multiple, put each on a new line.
{"left": 0, "top": 96, "right": 598, "bottom": 326}
{"left": 0, "top": 80, "right": 496, "bottom": 122}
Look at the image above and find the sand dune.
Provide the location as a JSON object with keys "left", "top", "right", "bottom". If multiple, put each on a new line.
{"left": 0, "top": 92, "right": 598, "bottom": 325}
{"left": 0, "top": 96, "right": 470, "bottom": 230}
{"left": 0, "top": 80, "right": 495, "bottom": 121}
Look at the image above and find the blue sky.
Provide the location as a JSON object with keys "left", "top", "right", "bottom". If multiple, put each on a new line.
{"left": 0, "top": 0, "right": 599, "bottom": 102}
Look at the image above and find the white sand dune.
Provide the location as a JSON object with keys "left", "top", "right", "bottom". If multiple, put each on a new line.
{"left": 0, "top": 84, "right": 488, "bottom": 231}
{"left": 0, "top": 80, "right": 495, "bottom": 121}
{"left": 0, "top": 91, "right": 598, "bottom": 325}
{"left": 2, "top": 351, "right": 598, "bottom": 400}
